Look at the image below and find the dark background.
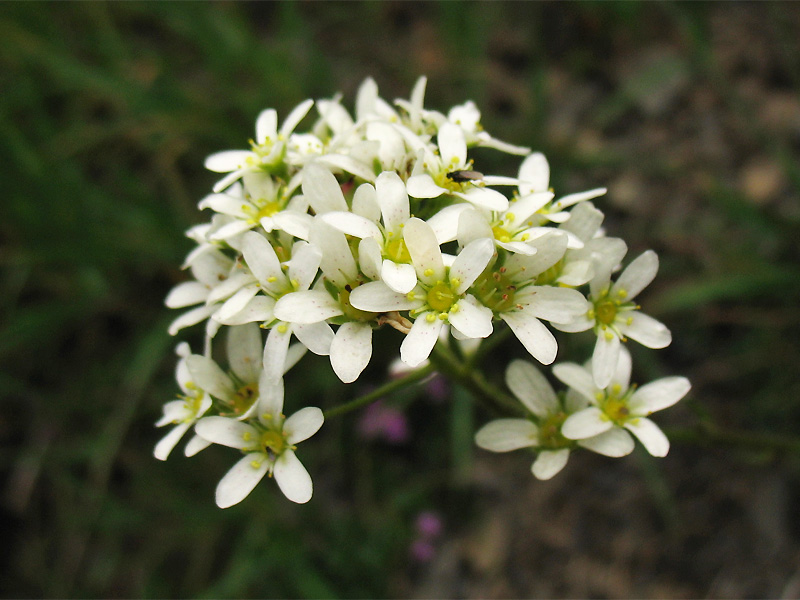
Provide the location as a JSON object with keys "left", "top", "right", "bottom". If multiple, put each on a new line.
{"left": 2, "top": 2, "right": 800, "bottom": 597}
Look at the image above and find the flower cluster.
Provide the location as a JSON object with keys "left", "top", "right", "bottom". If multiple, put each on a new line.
{"left": 156, "top": 77, "right": 688, "bottom": 507}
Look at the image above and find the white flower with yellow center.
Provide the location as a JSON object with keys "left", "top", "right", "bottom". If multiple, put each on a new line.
{"left": 154, "top": 343, "right": 214, "bottom": 461}
{"left": 468, "top": 231, "right": 587, "bottom": 365}
{"left": 475, "top": 359, "right": 634, "bottom": 480}
{"left": 349, "top": 218, "right": 495, "bottom": 367}
{"left": 406, "top": 123, "right": 514, "bottom": 212}
{"left": 205, "top": 99, "right": 315, "bottom": 193}
{"left": 553, "top": 250, "right": 672, "bottom": 388}
{"left": 516, "top": 152, "right": 607, "bottom": 224}
{"left": 194, "top": 385, "right": 323, "bottom": 507}
{"left": 556, "top": 347, "right": 690, "bottom": 457}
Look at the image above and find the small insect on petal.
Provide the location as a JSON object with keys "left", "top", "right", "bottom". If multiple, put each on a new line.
{"left": 446, "top": 170, "right": 484, "bottom": 183}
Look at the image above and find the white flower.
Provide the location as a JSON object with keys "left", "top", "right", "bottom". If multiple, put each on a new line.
{"left": 406, "top": 123, "right": 512, "bottom": 212}
{"left": 205, "top": 99, "right": 315, "bottom": 192}
{"left": 475, "top": 359, "right": 635, "bottom": 480}
{"left": 468, "top": 231, "right": 587, "bottom": 365}
{"left": 516, "top": 152, "right": 607, "bottom": 224}
{"left": 447, "top": 100, "right": 531, "bottom": 155}
{"left": 553, "top": 250, "right": 672, "bottom": 388}
{"left": 321, "top": 171, "right": 420, "bottom": 294}
{"left": 195, "top": 385, "right": 324, "bottom": 507}
{"left": 349, "top": 218, "right": 495, "bottom": 367}
{"left": 154, "top": 343, "right": 214, "bottom": 460}
{"left": 556, "top": 347, "right": 691, "bottom": 457}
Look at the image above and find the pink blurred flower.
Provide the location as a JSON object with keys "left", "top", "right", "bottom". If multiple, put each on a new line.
{"left": 357, "top": 401, "right": 409, "bottom": 444}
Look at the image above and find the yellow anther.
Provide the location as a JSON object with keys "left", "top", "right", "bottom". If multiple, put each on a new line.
{"left": 243, "top": 431, "right": 252, "bottom": 442}
{"left": 611, "top": 383, "right": 622, "bottom": 395}
{"left": 424, "top": 268, "right": 434, "bottom": 277}
{"left": 595, "top": 391, "right": 605, "bottom": 402}
{"left": 277, "top": 324, "right": 288, "bottom": 334}
{"left": 521, "top": 233, "right": 530, "bottom": 241}
{"left": 617, "top": 289, "right": 628, "bottom": 299}
{"left": 438, "top": 312, "right": 447, "bottom": 320}
{"left": 406, "top": 291, "right": 416, "bottom": 301}
{"left": 450, "top": 303, "right": 460, "bottom": 313}
{"left": 290, "top": 279, "right": 300, "bottom": 289}
{"left": 450, "top": 277, "right": 461, "bottom": 288}
{"left": 626, "top": 317, "right": 633, "bottom": 325}
{"left": 250, "top": 459, "right": 262, "bottom": 469}
{"left": 505, "top": 212, "right": 516, "bottom": 222}
{"left": 604, "top": 331, "right": 615, "bottom": 341}
{"left": 267, "top": 276, "right": 277, "bottom": 283}
{"left": 425, "top": 313, "right": 436, "bottom": 323}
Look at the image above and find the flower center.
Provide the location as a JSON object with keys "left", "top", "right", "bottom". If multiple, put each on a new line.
{"left": 595, "top": 299, "right": 618, "bottom": 325}
{"left": 233, "top": 383, "right": 259, "bottom": 414}
{"left": 535, "top": 260, "right": 563, "bottom": 286}
{"left": 538, "top": 412, "right": 569, "bottom": 449}
{"left": 491, "top": 225, "right": 512, "bottom": 243}
{"left": 426, "top": 282, "right": 456, "bottom": 312}
{"left": 384, "top": 237, "right": 411, "bottom": 263}
{"left": 260, "top": 430, "right": 287, "bottom": 455}
{"left": 255, "top": 200, "right": 282, "bottom": 221}
{"left": 602, "top": 395, "right": 630, "bottom": 425}
{"left": 472, "top": 269, "right": 517, "bottom": 313}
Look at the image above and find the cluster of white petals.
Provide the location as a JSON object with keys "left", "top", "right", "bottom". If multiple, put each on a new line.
{"left": 156, "top": 77, "right": 689, "bottom": 507}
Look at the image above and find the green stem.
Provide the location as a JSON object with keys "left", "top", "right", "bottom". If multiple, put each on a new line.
{"left": 429, "top": 342, "right": 525, "bottom": 417}
{"left": 323, "top": 362, "right": 436, "bottom": 419}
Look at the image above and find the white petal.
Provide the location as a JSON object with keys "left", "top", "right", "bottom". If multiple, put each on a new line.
{"left": 438, "top": 122, "right": 467, "bottom": 166}
{"left": 406, "top": 174, "right": 446, "bottom": 199}
{"left": 500, "top": 311, "right": 558, "bottom": 365}
{"left": 293, "top": 321, "right": 334, "bottom": 356}
{"left": 208, "top": 219, "right": 254, "bottom": 241}
{"left": 522, "top": 286, "right": 588, "bottom": 324}
{"left": 629, "top": 376, "right": 691, "bottom": 415}
{"left": 255, "top": 109, "right": 278, "bottom": 143}
{"left": 330, "top": 322, "right": 373, "bottom": 383}
{"left": 619, "top": 312, "right": 672, "bottom": 349}
{"left": 381, "top": 260, "right": 418, "bottom": 294}
{"left": 206, "top": 272, "right": 255, "bottom": 305}
{"left": 274, "top": 450, "right": 313, "bottom": 504}
{"left": 375, "top": 171, "right": 410, "bottom": 233}
{"left": 198, "top": 193, "right": 250, "bottom": 219}
{"left": 553, "top": 188, "right": 607, "bottom": 211}
{"left": 287, "top": 241, "right": 322, "bottom": 291}
{"left": 185, "top": 355, "right": 235, "bottom": 401}
{"left": 321, "top": 211, "right": 381, "bottom": 240}
{"left": 505, "top": 360, "right": 558, "bottom": 418}
{"left": 226, "top": 323, "right": 263, "bottom": 383}
{"left": 592, "top": 332, "right": 621, "bottom": 389}
{"left": 349, "top": 281, "right": 419, "bottom": 312}
{"left": 204, "top": 150, "right": 252, "bottom": 173}
{"left": 426, "top": 203, "right": 472, "bottom": 244}
{"left": 559, "top": 201, "right": 604, "bottom": 241}
{"left": 153, "top": 423, "right": 192, "bottom": 461}
{"left": 518, "top": 152, "right": 550, "bottom": 195}
{"left": 611, "top": 346, "right": 633, "bottom": 391}
{"left": 184, "top": 434, "right": 211, "bottom": 457}
{"left": 358, "top": 237, "right": 382, "bottom": 280}
{"left": 532, "top": 449, "right": 570, "bottom": 480}
{"left": 351, "top": 182, "right": 381, "bottom": 222}
{"left": 561, "top": 407, "right": 613, "bottom": 440}
{"left": 552, "top": 362, "right": 597, "bottom": 403}
{"left": 456, "top": 187, "right": 509, "bottom": 212}
{"left": 242, "top": 231, "right": 282, "bottom": 287}
{"left": 165, "top": 281, "right": 209, "bottom": 309}
{"left": 257, "top": 371, "right": 285, "bottom": 418}
{"left": 577, "top": 428, "right": 634, "bottom": 457}
{"left": 401, "top": 314, "right": 443, "bottom": 367}
{"left": 195, "top": 416, "right": 256, "bottom": 449}
{"left": 450, "top": 238, "right": 495, "bottom": 294}
{"left": 168, "top": 304, "right": 217, "bottom": 336}
{"left": 448, "top": 295, "right": 493, "bottom": 339}
{"left": 270, "top": 211, "right": 312, "bottom": 241}
{"left": 309, "top": 219, "right": 358, "bottom": 287}
{"left": 215, "top": 453, "right": 269, "bottom": 508}
{"left": 217, "top": 295, "right": 275, "bottom": 326}
{"left": 624, "top": 417, "right": 670, "bottom": 457}
{"left": 404, "top": 218, "right": 445, "bottom": 285}
{"left": 284, "top": 406, "right": 324, "bottom": 444}
{"left": 262, "top": 326, "right": 291, "bottom": 383}
{"left": 475, "top": 419, "right": 538, "bottom": 452}
{"left": 302, "top": 162, "right": 348, "bottom": 214}
{"left": 273, "top": 290, "right": 342, "bottom": 324}
{"left": 280, "top": 99, "right": 314, "bottom": 136}
{"left": 504, "top": 191, "right": 553, "bottom": 223}
{"left": 316, "top": 153, "right": 375, "bottom": 183}
{"left": 456, "top": 207, "right": 493, "bottom": 248}
{"left": 217, "top": 284, "right": 260, "bottom": 322}
{"left": 612, "top": 250, "right": 658, "bottom": 301}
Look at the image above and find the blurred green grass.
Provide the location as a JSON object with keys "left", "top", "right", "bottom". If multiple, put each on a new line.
{"left": 1, "top": 2, "right": 799, "bottom": 597}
